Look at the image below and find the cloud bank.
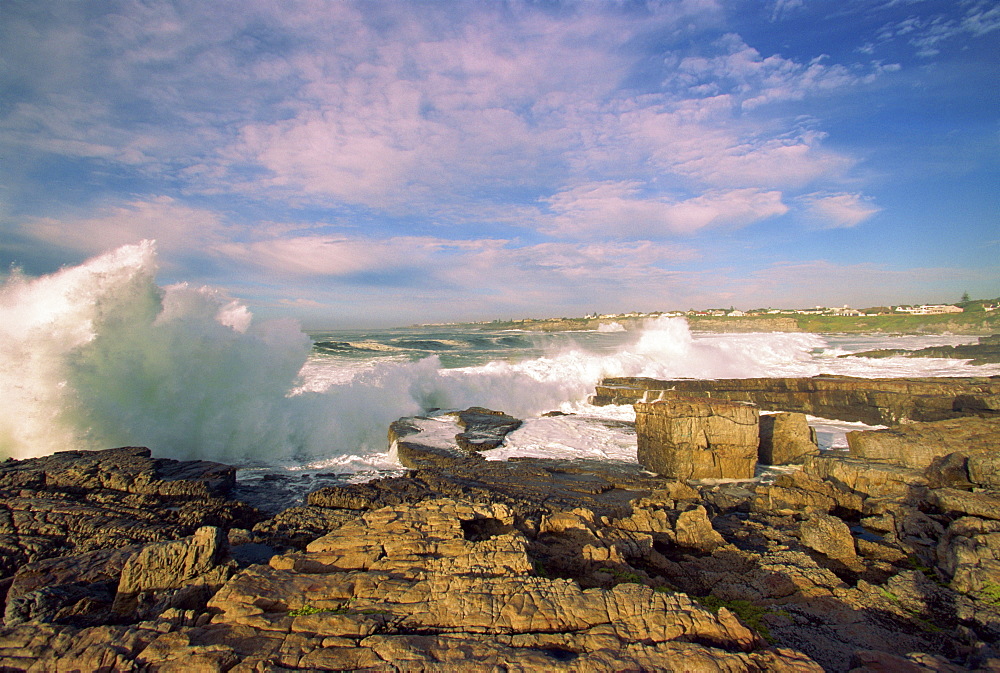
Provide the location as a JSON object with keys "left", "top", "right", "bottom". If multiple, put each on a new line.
{"left": 1, "top": 0, "right": 997, "bottom": 324}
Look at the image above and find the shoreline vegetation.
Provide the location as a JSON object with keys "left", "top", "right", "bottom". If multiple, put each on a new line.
{"left": 467, "top": 310, "right": 1000, "bottom": 335}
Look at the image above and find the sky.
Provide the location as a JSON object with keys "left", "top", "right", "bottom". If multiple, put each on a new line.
{"left": 1, "top": 0, "right": 997, "bottom": 328}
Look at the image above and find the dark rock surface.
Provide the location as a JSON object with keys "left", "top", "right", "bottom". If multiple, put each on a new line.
{"left": 0, "top": 447, "right": 258, "bottom": 579}
{"left": 759, "top": 412, "right": 819, "bottom": 465}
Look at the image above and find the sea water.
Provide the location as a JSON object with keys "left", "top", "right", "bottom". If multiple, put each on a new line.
{"left": 2, "top": 243, "right": 997, "bottom": 494}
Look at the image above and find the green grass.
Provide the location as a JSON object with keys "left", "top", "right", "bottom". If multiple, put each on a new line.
{"left": 694, "top": 596, "right": 782, "bottom": 644}
{"left": 979, "top": 582, "right": 1000, "bottom": 607}
{"left": 792, "top": 311, "right": 1000, "bottom": 334}
{"left": 596, "top": 567, "right": 643, "bottom": 584}
{"left": 288, "top": 604, "right": 335, "bottom": 616}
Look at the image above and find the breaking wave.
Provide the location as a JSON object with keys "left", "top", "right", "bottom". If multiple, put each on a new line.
{"left": 2, "top": 242, "right": 991, "bottom": 466}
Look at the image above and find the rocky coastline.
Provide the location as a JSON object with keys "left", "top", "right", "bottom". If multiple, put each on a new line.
{"left": 1, "top": 377, "right": 999, "bottom": 671}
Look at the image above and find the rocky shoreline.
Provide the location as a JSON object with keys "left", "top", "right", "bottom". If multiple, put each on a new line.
{"left": 1, "top": 378, "right": 999, "bottom": 671}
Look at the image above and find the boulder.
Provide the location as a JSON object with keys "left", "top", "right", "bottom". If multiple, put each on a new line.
{"left": 759, "top": 413, "right": 818, "bottom": 465}
{"left": 968, "top": 451, "right": 1000, "bottom": 489}
{"left": 634, "top": 397, "right": 759, "bottom": 480}
{"left": 924, "top": 452, "right": 976, "bottom": 490}
{"left": 798, "top": 513, "right": 861, "bottom": 570}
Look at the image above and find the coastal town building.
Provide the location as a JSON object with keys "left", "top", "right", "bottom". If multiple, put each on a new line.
{"left": 895, "top": 304, "right": 964, "bottom": 315}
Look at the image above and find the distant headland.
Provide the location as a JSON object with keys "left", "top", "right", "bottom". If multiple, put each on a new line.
{"left": 440, "top": 296, "right": 1000, "bottom": 335}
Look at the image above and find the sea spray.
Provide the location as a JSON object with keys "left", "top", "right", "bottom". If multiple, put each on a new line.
{"left": 4, "top": 243, "right": 996, "bottom": 467}
{"left": 0, "top": 242, "right": 317, "bottom": 461}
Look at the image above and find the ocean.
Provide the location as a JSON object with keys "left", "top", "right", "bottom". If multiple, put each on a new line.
{"left": 3, "top": 242, "right": 998, "bottom": 501}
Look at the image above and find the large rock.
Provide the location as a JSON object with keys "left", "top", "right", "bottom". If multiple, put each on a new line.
{"left": 388, "top": 407, "right": 522, "bottom": 469}
{"left": 846, "top": 417, "right": 1000, "bottom": 470}
{"left": 634, "top": 397, "right": 759, "bottom": 480}
{"left": 936, "top": 516, "right": 1000, "bottom": 597}
{"left": 759, "top": 412, "right": 818, "bottom": 465}
{"left": 0, "top": 446, "right": 236, "bottom": 498}
{"left": 3, "top": 546, "right": 138, "bottom": 627}
{"left": 804, "top": 454, "right": 924, "bottom": 501}
{"left": 752, "top": 469, "right": 863, "bottom": 515}
{"left": 968, "top": 451, "right": 1000, "bottom": 489}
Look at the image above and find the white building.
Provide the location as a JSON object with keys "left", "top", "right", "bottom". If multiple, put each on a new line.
{"left": 896, "top": 304, "right": 964, "bottom": 315}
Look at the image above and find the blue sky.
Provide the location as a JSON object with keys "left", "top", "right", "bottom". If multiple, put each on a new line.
{"left": 1, "top": 0, "right": 997, "bottom": 328}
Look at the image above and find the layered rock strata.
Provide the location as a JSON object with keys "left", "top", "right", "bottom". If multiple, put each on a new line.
{"left": 592, "top": 375, "right": 1000, "bottom": 424}
{"left": 0, "top": 446, "right": 257, "bottom": 580}
{"left": 2, "top": 394, "right": 1000, "bottom": 671}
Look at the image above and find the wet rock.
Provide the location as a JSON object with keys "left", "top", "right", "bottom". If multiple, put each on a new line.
{"left": 0, "top": 446, "right": 236, "bottom": 498}
{"left": 454, "top": 407, "right": 523, "bottom": 451}
{"left": 845, "top": 335, "right": 1000, "bottom": 366}
{"left": 251, "top": 504, "right": 361, "bottom": 548}
{"left": 3, "top": 545, "right": 138, "bottom": 627}
{"left": 635, "top": 397, "right": 759, "bottom": 480}
{"left": 0, "top": 447, "right": 259, "bottom": 580}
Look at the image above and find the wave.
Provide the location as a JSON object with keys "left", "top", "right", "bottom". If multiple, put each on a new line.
{"left": 4, "top": 243, "right": 993, "bottom": 466}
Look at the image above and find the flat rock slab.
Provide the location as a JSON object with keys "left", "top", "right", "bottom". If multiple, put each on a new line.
{"left": 846, "top": 417, "right": 1000, "bottom": 470}
{"left": 593, "top": 375, "right": 1000, "bottom": 425}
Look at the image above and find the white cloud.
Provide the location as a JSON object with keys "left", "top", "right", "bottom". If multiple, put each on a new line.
{"left": 21, "top": 197, "right": 229, "bottom": 257}
{"left": 542, "top": 182, "right": 787, "bottom": 237}
{"left": 875, "top": 3, "right": 1000, "bottom": 58}
{"left": 1, "top": 1, "right": 879, "bottom": 226}
{"left": 798, "top": 192, "right": 881, "bottom": 228}
{"left": 668, "top": 34, "right": 868, "bottom": 110}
